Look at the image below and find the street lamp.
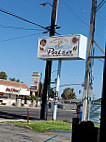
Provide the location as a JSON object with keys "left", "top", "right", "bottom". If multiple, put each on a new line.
{"left": 40, "top": 2, "right": 53, "bottom": 7}
{"left": 40, "top": 2, "right": 61, "bottom": 32}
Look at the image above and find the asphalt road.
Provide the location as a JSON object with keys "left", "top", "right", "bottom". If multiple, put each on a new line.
{"left": 0, "top": 106, "right": 77, "bottom": 121}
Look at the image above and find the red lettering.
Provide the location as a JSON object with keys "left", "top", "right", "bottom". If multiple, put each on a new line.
{"left": 13, "top": 89, "right": 18, "bottom": 92}
{"left": 6, "top": 88, "right": 18, "bottom": 92}
{"left": 6, "top": 88, "right": 11, "bottom": 92}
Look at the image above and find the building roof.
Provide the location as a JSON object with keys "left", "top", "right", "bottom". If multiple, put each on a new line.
{"left": 0, "top": 79, "right": 30, "bottom": 91}
{"left": 32, "top": 72, "right": 40, "bottom": 76}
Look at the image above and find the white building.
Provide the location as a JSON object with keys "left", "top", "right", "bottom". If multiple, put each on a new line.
{"left": 0, "top": 79, "right": 30, "bottom": 106}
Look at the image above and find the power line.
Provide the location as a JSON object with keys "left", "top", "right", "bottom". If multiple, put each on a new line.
{"left": 96, "top": 0, "right": 106, "bottom": 12}
{"left": 0, "top": 32, "right": 42, "bottom": 42}
{"left": 0, "top": 8, "right": 61, "bottom": 36}
{"left": 0, "top": 8, "right": 47, "bottom": 30}
{"left": 0, "top": 24, "right": 44, "bottom": 31}
{"left": 63, "top": 0, "right": 89, "bottom": 27}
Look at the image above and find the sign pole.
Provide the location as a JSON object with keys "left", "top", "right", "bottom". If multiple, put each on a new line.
{"left": 53, "top": 60, "right": 62, "bottom": 120}
{"left": 40, "top": 0, "right": 59, "bottom": 120}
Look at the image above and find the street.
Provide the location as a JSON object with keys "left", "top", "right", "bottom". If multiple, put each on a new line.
{"left": 0, "top": 106, "right": 77, "bottom": 122}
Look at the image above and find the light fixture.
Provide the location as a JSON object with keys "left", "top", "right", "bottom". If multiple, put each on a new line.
{"left": 40, "top": 3, "right": 47, "bottom": 7}
{"left": 40, "top": 2, "right": 53, "bottom": 8}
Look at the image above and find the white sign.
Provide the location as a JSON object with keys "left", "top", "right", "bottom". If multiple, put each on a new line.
{"left": 30, "top": 73, "right": 40, "bottom": 91}
{"left": 37, "top": 34, "right": 87, "bottom": 60}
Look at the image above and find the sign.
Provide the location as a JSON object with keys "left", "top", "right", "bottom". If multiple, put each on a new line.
{"left": 51, "top": 81, "right": 55, "bottom": 84}
{"left": 30, "top": 86, "right": 37, "bottom": 90}
{"left": 0, "top": 93, "right": 3, "bottom": 95}
{"left": 6, "top": 88, "right": 19, "bottom": 93}
{"left": 30, "top": 72, "right": 40, "bottom": 91}
{"left": 38, "top": 34, "right": 87, "bottom": 60}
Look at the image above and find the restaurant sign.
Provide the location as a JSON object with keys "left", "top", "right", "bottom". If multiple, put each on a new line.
{"left": 6, "top": 88, "right": 19, "bottom": 93}
{"left": 37, "top": 34, "right": 87, "bottom": 60}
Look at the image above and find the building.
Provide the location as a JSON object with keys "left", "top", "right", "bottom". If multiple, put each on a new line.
{"left": 0, "top": 79, "right": 30, "bottom": 106}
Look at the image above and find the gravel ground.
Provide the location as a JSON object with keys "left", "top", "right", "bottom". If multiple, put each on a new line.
{"left": 0, "top": 123, "right": 72, "bottom": 142}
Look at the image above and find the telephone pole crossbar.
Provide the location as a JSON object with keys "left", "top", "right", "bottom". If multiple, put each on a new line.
{"left": 89, "top": 56, "right": 105, "bottom": 59}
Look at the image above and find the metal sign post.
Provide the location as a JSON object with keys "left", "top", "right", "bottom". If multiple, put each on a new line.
{"left": 53, "top": 60, "right": 62, "bottom": 120}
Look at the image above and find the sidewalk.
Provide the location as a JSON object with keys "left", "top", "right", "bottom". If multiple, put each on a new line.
{"left": 0, "top": 123, "right": 72, "bottom": 142}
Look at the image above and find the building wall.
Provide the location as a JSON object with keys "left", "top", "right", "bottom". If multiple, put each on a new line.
{"left": 0, "top": 84, "right": 30, "bottom": 96}
{"left": 0, "top": 84, "right": 30, "bottom": 106}
{"left": 11, "top": 94, "right": 16, "bottom": 105}
{"left": 1, "top": 93, "right": 16, "bottom": 105}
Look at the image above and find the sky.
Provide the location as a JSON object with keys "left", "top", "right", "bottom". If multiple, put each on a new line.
{"left": 0, "top": 0, "right": 105, "bottom": 99}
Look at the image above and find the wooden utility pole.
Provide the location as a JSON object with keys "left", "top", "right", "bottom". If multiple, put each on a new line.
{"left": 40, "top": 0, "right": 59, "bottom": 120}
{"left": 82, "top": 0, "right": 97, "bottom": 121}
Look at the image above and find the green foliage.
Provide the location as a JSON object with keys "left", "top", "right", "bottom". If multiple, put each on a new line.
{"left": 0, "top": 71, "right": 7, "bottom": 80}
{"left": 49, "top": 88, "right": 55, "bottom": 98}
{"left": 9, "top": 78, "right": 20, "bottom": 82}
{"left": 39, "top": 82, "right": 42, "bottom": 97}
{"left": 61, "top": 88, "right": 76, "bottom": 100}
{"left": 94, "top": 98, "right": 101, "bottom": 103}
{"left": 26, "top": 94, "right": 38, "bottom": 101}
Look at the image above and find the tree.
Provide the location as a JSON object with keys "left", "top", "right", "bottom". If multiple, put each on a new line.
{"left": 39, "top": 82, "right": 55, "bottom": 98}
{"left": 0, "top": 71, "right": 7, "bottom": 80}
{"left": 9, "top": 78, "right": 21, "bottom": 82}
{"left": 61, "top": 88, "right": 76, "bottom": 100}
{"left": 49, "top": 88, "right": 55, "bottom": 98}
{"left": 38, "top": 82, "right": 43, "bottom": 97}
{"left": 26, "top": 92, "right": 39, "bottom": 107}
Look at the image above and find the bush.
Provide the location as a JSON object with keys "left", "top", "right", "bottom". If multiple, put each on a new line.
{"left": 1, "top": 102, "right": 6, "bottom": 105}
{"left": 12, "top": 103, "right": 16, "bottom": 106}
{"left": 21, "top": 103, "right": 24, "bottom": 107}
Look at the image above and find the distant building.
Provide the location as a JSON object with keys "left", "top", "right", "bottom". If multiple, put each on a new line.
{"left": 30, "top": 72, "right": 40, "bottom": 92}
{"left": 0, "top": 79, "right": 30, "bottom": 105}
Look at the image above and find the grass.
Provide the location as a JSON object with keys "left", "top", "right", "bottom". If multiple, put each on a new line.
{"left": 2, "top": 120, "right": 99, "bottom": 133}
{"left": 94, "top": 124, "right": 100, "bottom": 128}
{"left": 6, "top": 120, "right": 72, "bottom": 133}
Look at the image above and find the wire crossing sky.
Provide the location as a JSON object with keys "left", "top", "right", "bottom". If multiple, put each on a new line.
{"left": 0, "top": 0, "right": 105, "bottom": 99}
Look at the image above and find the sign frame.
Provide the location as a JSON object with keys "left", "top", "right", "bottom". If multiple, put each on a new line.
{"left": 37, "top": 34, "right": 87, "bottom": 60}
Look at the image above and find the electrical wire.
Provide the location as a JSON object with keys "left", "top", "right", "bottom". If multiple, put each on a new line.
{"left": 96, "top": 0, "right": 106, "bottom": 12}
{"left": 0, "top": 32, "right": 42, "bottom": 42}
{"left": 0, "top": 8, "right": 61, "bottom": 35}
{"left": 0, "top": 24, "right": 44, "bottom": 31}
{"left": 63, "top": 0, "right": 89, "bottom": 27}
{"left": 0, "top": 8, "right": 47, "bottom": 30}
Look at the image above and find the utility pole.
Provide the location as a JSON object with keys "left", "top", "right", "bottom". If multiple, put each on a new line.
{"left": 40, "top": 0, "right": 59, "bottom": 120}
{"left": 82, "top": 0, "right": 97, "bottom": 121}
